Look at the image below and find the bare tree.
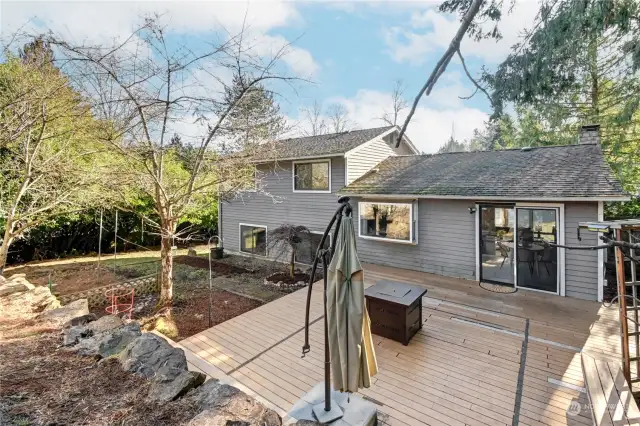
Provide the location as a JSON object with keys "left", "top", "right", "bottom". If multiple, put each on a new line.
{"left": 326, "top": 103, "right": 353, "bottom": 133}
{"left": 380, "top": 79, "right": 408, "bottom": 126}
{"left": 300, "top": 100, "right": 327, "bottom": 136}
{"left": 49, "top": 17, "right": 301, "bottom": 305}
{"left": 267, "top": 224, "right": 311, "bottom": 278}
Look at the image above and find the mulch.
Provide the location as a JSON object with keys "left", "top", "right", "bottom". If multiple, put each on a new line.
{"left": 173, "top": 255, "right": 249, "bottom": 275}
{"left": 0, "top": 332, "right": 202, "bottom": 425}
{"left": 170, "top": 288, "right": 262, "bottom": 341}
{"left": 267, "top": 272, "right": 310, "bottom": 285}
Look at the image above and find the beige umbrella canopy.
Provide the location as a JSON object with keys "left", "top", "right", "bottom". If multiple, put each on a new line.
{"left": 326, "top": 214, "right": 378, "bottom": 393}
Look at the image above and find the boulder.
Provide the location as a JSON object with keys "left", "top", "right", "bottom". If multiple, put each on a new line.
{"left": 63, "top": 325, "right": 87, "bottom": 346}
{"left": 0, "top": 275, "right": 6, "bottom": 284}
{"left": 63, "top": 315, "right": 125, "bottom": 347}
{"left": 188, "top": 248, "right": 198, "bottom": 257}
{"left": 75, "top": 322, "right": 141, "bottom": 358}
{"left": 0, "top": 276, "right": 35, "bottom": 297}
{"left": 185, "top": 380, "right": 282, "bottom": 426}
{"left": 38, "top": 299, "right": 89, "bottom": 324}
{"left": 119, "top": 333, "right": 188, "bottom": 378}
{"left": 63, "top": 313, "right": 97, "bottom": 328}
{"left": 147, "top": 370, "right": 206, "bottom": 403}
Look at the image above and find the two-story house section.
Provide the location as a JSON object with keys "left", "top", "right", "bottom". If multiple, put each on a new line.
{"left": 218, "top": 124, "right": 628, "bottom": 302}
{"left": 217, "top": 126, "right": 419, "bottom": 266}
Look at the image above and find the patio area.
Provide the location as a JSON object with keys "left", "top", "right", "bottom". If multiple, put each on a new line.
{"left": 168, "top": 263, "right": 624, "bottom": 426}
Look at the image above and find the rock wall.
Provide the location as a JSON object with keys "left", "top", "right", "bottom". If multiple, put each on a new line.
{"left": 1, "top": 272, "right": 282, "bottom": 425}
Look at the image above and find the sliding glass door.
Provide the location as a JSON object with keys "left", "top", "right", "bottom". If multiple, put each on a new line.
{"left": 479, "top": 205, "right": 515, "bottom": 285}
{"left": 515, "top": 207, "right": 559, "bottom": 293}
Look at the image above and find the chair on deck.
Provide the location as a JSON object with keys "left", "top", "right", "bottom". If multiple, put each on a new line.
{"left": 538, "top": 246, "right": 557, "bottom": 276}
{"left": 517, "top": 247, "right": 535, "bottom": 275}
{"left": 496, "top": 241, "right": 511, "bottom": 269}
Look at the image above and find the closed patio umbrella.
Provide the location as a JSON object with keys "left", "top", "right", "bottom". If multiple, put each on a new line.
{"left": 326, "top": 214, "right": 378, "bottom": 392}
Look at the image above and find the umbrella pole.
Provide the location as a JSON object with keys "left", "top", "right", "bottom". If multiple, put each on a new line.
{"left": 322, "top": 250, "right": 332, "bottom": 413}
{"left": 301, "top": 197, "right": 351, "bottom": 423}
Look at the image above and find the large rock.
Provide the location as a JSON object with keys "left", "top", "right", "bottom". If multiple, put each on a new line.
{"left": 120, "top": 333, "right": 208, "bottom": 403}
{"left": 185, "top": 380, "right": 282, "bottom": 426}
{"left": 147, "top": 370, "right": 206, "bottom": 403}
{"left": 0, "top": 275, "right": 35, "bottom": 297}
{"left": 63, "top": 315, "right": 124, "bottom": 346}
{"left": 38, "top": 299, "right": 88, "bottom": 324}
{"left": 119, "top": 333, "right": 188, "bottom": 378}
{"left": 75, "top": 322, "right": 141, "bottom": 358}
{"left": 63, "top": 313, "right": 97, "bottom": 328}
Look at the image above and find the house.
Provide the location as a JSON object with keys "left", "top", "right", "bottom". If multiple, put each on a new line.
{"left": 218, "top": 124, "right": 628, "bottom": 302}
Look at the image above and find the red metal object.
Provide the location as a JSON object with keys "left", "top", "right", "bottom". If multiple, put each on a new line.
{"left": 105, "top": 287, "right": 135, "bottom": 319}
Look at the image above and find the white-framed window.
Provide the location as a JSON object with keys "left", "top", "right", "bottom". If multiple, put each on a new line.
{"left": 358, "top": 201, "right": 415, "bottom": 243}
{"left": 292, "top": 159, "right": 331, "bottom": 193}
{"left": 296, "top": 231, "right": 331, "bottom": 265}
{"left": 239, "top": 223, "right": 267, "bottom": 256}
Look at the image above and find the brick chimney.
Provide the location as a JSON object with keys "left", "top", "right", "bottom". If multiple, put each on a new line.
{"left": 579, "top": 124, "right": 601, "bottom": 144}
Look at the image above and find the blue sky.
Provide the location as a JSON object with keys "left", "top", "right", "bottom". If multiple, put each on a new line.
{"left": 1, "top": 0, "right": 540, "bottom": 152}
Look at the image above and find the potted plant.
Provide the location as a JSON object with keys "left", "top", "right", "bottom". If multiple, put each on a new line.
{"left": 210, "top": 236, "right": 224, "bottom": 259}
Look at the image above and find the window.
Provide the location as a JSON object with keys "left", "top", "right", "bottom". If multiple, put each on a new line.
{"left": 296, "top": 232, "right": 331, "bottom": 265}
{"left": 293, "top": 160, "right": 330, "bottom": 192}
{"left": 358, "top": 202, "right": 413, "bottom": 243}
{"left": 239, "top": 224, "right": 267, "bottom": 256}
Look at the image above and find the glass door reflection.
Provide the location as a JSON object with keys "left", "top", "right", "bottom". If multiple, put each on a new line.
{"left": 516, "top": 208, "right": 559, "bottom": 293}
{"left": 480, "top": 206, "right": 515, "bottom": 285}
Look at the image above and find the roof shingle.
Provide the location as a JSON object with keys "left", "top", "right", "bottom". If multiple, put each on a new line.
{"left": 341, "top": 144, "right": 626, "bottom": 199}
{"left": 254, "top": 126, "right": 394, "bottom": 161}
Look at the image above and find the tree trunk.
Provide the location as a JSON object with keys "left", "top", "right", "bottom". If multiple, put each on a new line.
{"left": 0, "top": 220, "right": 15, "bottom": 274}
{"left": 290, "top": 247, "right": 295, "bottom": 279}
{"left": 159, "top": 229, "right": 175, "bottom": 305}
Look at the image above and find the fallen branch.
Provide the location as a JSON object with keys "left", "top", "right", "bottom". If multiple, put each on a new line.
{"left": 396, "top": 0, "right": 484, "bottom": 147}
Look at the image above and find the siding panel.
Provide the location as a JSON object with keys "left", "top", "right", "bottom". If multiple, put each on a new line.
{"left": 346, "top": 136, "right": 413, "bottom": 184}
{"left": 352, "top": 198, "right": 477, "bottom": 280}
{"left": 564, "top": 202, "right": 599, "bottom": 300}
{"left": 221, "top": 158, "right": 344, "bottom": 262}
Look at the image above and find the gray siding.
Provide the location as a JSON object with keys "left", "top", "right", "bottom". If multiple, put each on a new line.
{"left": 220, "top": 158, "right": 344, "bottom": 261}
{"left": 346, "top": 137, "right": 414, "bottom": 185}
{"left": 352, "top": 198, "right": 477, "bottom": 279}
{"left": 564, "top": 202, "right": 599, "bottom": 300}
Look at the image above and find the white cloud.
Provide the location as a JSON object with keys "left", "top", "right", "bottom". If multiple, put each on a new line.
{"left": 384, "top": 0, "right": 541, "bottom": 64}
{"left": 306, "top": 89, "right": 488, "bottom": 153}
{"left": 1, "top": 0, "right": 317, "bottom": 75}
{"left": 249, "top": 34, "right": 319, "bottom": 77}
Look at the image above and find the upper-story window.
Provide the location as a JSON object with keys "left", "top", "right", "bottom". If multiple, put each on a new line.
{"left": 292, "top": 159, "right": 331, "bottom": 193}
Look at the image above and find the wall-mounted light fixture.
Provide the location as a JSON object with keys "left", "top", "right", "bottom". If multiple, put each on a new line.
{"left": 468, "top": 207, "right": 477, "bottom": 214}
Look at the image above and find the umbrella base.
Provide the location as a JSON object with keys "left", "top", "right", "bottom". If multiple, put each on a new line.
{"left": 312, "top": 401, "right": 343, "bottom": 423}
{"left": 286, "top": 383, "right": 377, "bottom": 426}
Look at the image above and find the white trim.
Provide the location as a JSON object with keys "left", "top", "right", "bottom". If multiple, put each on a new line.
{"left": 340, "top": 192, "right": 629, "bottom": 202}
{"left": 344, "top": 127, "right": 420, "bottom": 159}
{"left": 292, "top": 158, "right": 332, "bottom": 193}
{"left": 357, "top": 201, "right": 414, "bottom": 244}
{"left": 514, "top": 202, "right": 565, "bottom": 297}
{"left": 597, "top": 201, "right": 604, "bottom": 302}
{"left": 344, "top": 157, "right": 350, "bottom": 185}
{"left": 238, "top": 223, "right": 268, "bottom": 257}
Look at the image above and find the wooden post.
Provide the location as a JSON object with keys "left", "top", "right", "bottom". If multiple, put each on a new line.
{"left": 616, "top": 228, "right": 631, "bottom": 384}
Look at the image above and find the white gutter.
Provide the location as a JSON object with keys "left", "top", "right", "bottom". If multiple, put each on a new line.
{"left": 339, "top": 192, "right": 630, "bottom": 202}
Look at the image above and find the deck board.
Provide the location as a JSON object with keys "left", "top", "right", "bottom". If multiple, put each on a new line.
{"left": 172, "top": 263, "right": 622, "bottom": 425}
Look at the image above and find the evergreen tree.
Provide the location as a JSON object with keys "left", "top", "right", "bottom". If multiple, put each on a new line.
{"left": 220, "top": 74, "right": 286, "bottom": 152}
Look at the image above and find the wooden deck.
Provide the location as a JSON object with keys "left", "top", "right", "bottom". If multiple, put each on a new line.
{"left": 175, "top": 263, "right": 627, "bottom": 426}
